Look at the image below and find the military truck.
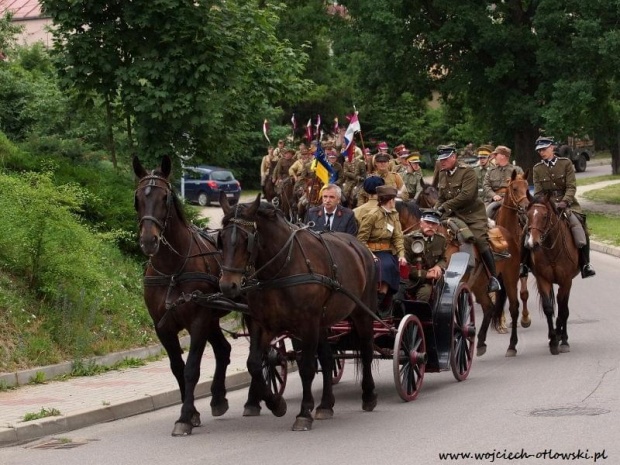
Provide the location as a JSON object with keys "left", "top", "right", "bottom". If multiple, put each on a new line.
{"left": 555, "top": 137, "right": 595, "bottom": 173}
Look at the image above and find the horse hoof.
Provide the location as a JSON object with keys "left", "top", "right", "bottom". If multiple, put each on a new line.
{"left": 211, "top": 399, "right": 229, "bottom": 417}
{"left": 191, "top": 412, "right": 201, "bottom": 427}
{"left": 315, "top": 408, "right": 334, "bottom": 420}
{"left": 550, "top": 345, "right": 560, "bottom": 355}
{"left": 243, "top": 405, "right": 261, "bottom": 417}
{"left": 362, "top": 398, "right": 377, "bottom": 412}
{"left": 506, "top": 349, "right": 517, "bottom": 357}
{"left": 272, "top": 398, "right": 287, "bottom": 417}
{"left": 292, "top": 417, "right": 313, "bottom": 431}
{"left": 476, "top": 346, "right": 487, "bottom": 357}
{"left": 496, "top": 325, "right": 508, "bottom": 334}
{"left": 560, "top": 344, "right": 570, "bottom": 353}
{"left": 171, "top": 422, "right": 193, "bottom": 436}
{"left": 521, "top": 319, "right": 531, "bottom": 328}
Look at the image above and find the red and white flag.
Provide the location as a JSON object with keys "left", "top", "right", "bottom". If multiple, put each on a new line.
{"left": 334, "top": 117, "right": 339, "bottom": 134}
{"left": 342, "top": 112, "right": 361, "bottom": 162}
{"left": 305, "top": 119, "right": 312, "bottom": 141}
{"left": 263, "top": 119, "right": 271, "bottom": 144}
{"left": 291, "top": 114, "right": 297, "bottom": 131}
{"left": 315, "top": 115, "right": 322, "bottom": 140}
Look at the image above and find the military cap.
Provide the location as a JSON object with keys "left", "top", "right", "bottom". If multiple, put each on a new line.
{"left": 407, "top": 154, "right": 421, "bottom": 163}
{"left": 363, "top": 176, "right": 385, "bottom": 194}
{"left": 363, "top": 148, "right": 372, "bottom": 155}
{"left": 476, "top": 144, "right": 494, "bottom": 158}
{"left": 374, "top": 153, "right": 390, "bottom": 162}
{"left": 284, "top": 147, "right": 296, "bottom": 154}
{"left": 376, "top": 185, "right": 398, "bottom": 197}
{"left": 420, "top": 209, "right": 442, "bottom": 224}
{"left": 327, "top": 151, "right": 338, "bottom": 158}
{"left": 376, "top": 141, "right": 389, "bottom": 151}
{"left": 394, "top": 144, "right": 406, "bottom": 155}
{"left": 493, "top": 145, "right": 512, "bottom": 157}
{"left": 535, "top": 136, "right": 555, "bottom": 151}
{"left": 399, "top": 149, "right": 411, "bottom": 158}
{"left": 436, "top": 144, "right": 457, "bottom": 160}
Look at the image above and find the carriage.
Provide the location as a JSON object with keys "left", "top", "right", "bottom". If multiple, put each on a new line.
{"left": 259, "top": 251, "right": 475, "bottom": 402}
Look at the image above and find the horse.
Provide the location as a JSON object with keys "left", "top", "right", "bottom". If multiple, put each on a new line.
{"left": 133, "top": 155, "right": 235, "bottom": 436}
{"left": 263, "top": 160, "right": 278, "bottom": 202}
{"left": 489, "top": 170, "right": 532, "bottom": 356}
{"left": 218, "top": 195, "right": 378, "bottom": 431}
{"left": 415, "top": 178, "right": 439, "bottom": 209}
{"left": 396, "top": 200, "right": 520, "bottom": 357}
{"left": 274, "top": 177, "right": 297, "bottom": 222}
{"left": 523, "top": 194, "right": 580, "bottom": 354}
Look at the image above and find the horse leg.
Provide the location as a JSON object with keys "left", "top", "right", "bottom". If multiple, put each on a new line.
{"left": 171, "top": 332, "right": 208, "bottom": 436}
{"left": 475, "top": 289, "right": 494, "bottom": 357}
{"left": 505, "top": 278, "right": 520, "bottom": 357}
{"left": 242, "top": 319, "right": 263, "bottom": 417}
{"left": 245, "top": 325, "right": 287, "bottom": 418}
{"left": 315, "top": 336, "right": 335, "bottom": 420}
{"left": 350, "top": 310, "right": 377, "bottom": 412}
{"left": 292, "top": 333, "right": 319, "bottom": 431}
{"left": 557, "top": 283, "right": 572, "bottom": 353}
{"left": 538, "top": 282, "right": 559, "bottom": 355}
{"left": 519, "top": 276, "right": 531, "bottom": 328}
{"left": 205, "top": 322, "right": 231, "bottom": 417}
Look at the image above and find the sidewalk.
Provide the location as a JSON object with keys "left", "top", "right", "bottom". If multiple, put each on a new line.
{"left": 2, "top": 170, "right": 620, "bottom": 448}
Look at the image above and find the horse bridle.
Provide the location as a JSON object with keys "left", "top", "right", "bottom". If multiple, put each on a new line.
{"left": 528, "top": 202, "right": 557, "bottom": 243}
{"left": 220, "top": 205, "right": 258, "bottom": 275}
{"left": 135, "top": 173, "right": 173, "bottom": 233}
{"left": 506, "top": 179, "right": 529, "bottom": 214}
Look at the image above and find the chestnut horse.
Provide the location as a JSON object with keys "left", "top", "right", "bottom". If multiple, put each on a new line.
{"left": 133, "top": 156, "right": 236, "bottom": 436}
{"left": 524, "top": 194, "right": 580, "bottom": 354}
{"left": 218, "top": 195, "right": 377, "bottom": 431}
{"left": 396, "top": 200, "right": 520, "bottom": 357}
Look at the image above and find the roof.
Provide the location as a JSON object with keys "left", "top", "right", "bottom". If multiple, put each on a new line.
{"left": 0, "top": 0, "right": 43, "bottom": 20}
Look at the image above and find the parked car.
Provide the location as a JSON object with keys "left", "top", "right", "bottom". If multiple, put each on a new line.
{"left": 555, "top": 137, "right": 595, "bottom": 173}
{"left": 178, "top": 166, "right": 241, "bottom": 206}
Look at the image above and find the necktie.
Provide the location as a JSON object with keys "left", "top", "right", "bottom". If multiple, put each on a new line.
{"left": 325, "top": 213, "right": 333, "bottom": 231}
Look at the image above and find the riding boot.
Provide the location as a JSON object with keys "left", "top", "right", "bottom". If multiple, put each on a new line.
{"left": 579, "top": 236, "right": 596, "bottom": 278}
{"left": 519, "top": 241, "right": 530, "bottom": 278}
{"left": 480, "top": 248, "right": 502, "bottom": 292}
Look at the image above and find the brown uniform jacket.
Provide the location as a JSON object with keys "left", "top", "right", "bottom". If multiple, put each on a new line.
{"left": 356, "top": 206, "right": 405, "bottom": 258}
{"left": 533, "top": 157, "right": 580, "bottom": 212}
{"left": 404, "top": 231, "right": 448, "bottom": 272}
{"left": 437, "top": 163, "right": 488, "bottom": 238}
{"left": 272, "top": 157, "right": 295, "bottom": 183}
{"left": 482, "top": 164, "right": 524, "bottom": 203}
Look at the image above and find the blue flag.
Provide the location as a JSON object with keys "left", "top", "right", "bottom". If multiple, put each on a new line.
{"left": 312, "top": 141, "right": 337, "bottom": 185}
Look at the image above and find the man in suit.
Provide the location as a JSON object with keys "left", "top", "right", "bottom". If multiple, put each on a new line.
{"left": 305, "top": 184, "right": 358, "bottom": 235}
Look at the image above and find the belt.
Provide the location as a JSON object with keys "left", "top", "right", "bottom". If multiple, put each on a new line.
{"left": 545, "top": 189, "right": 565, "bottom": 197}
{"left": 368, "top": 242, "right": 391, "bottom": 251}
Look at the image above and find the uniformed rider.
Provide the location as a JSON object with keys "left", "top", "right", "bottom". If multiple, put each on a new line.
{"left": 434, "top": 145, "right": 502, "bottom": 293}
{"left": 403, "top": 210, "right": 447, "bottom": 302}
{"left": 483, "top": 145, "right": 524, "bottom": 218}
{"left": 519, "top": 136, "right": 595, "bottom": 279}
{"left": 357, "top": 152, "right": 405, "bottom": 205}
{"left": 473, "top": 145, "right": 493, "bottom": 198}
{"left": 401, "top": 151, "right": 424, "bottom": 201}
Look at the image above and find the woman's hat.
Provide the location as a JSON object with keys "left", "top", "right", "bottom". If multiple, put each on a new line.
{"left": 363, "top": 176, "right": 385, "bottom": 194}
{"left": 374, "top": 153, "right": 390, "bottom": 163}
{"left": 376, "top": 185, "right": 398, "bottom": 197}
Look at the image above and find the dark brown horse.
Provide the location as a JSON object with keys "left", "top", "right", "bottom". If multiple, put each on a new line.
{"left": 524, "top": 194, "right": 580, "bottom": 354}
{"left": 490, "top": 170, "right": 532, "bottom": 356}
{"left": 396, "top": 200, "right": 520, "bottom": 357}
{"left": 218, "top": 195, "right": 377, "bottom": 431}
{"left": 415, "top": 178, "right": 439, "bottom": 209}
{"left": 133, "top": 155, "right": 234, "bottom": 436}
{"left": 263, "top": 160, "right": 278, "bottom": 202}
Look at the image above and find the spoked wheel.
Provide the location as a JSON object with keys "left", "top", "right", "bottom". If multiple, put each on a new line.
{"left": 263, "top": 338, "right": 288, "bottom": 396}
{"left": 331, "top": 349, "right": 345, "bottom": 385}
{"left": 450, "top": 283, "right": 476, "bottom": 381}
{"left": 393, "top": 314, "right": 427, "bottom": 401}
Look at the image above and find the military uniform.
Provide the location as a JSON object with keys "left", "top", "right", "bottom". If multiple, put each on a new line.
{"left": 474, "top": 164, "right": 489, "bottom": 198}
{"left": 272, "top": 146, "right": 286, "bottom": 162}
{"left": 357, "top": 170, "right": 405, "bottom": 205}
{"left": 342, "top": 157, "right": 367, "bottom": 204}
{"left": 272, "top": 156, "right": 295, "bottom": 194}
{"left": 329, "top": 161, "right": 344, "bottom": 187}
{"left": 532, "top": 157, "right": 580, "bottom": 211}
{"left": 403, "top": 231, "right": 447, "bottom": 302}
{"left": 483, "top": 164, "right": 524, "bottom": 204}
{"left": 402, "top": 170, "right": 424, "bottom": 201}
{"left": 260, "top": 154, "right": 274, "bottom": 186}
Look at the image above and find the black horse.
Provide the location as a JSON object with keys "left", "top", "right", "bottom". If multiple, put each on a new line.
{"left": 218, "top": 194, "right": 378, "bottom": 431}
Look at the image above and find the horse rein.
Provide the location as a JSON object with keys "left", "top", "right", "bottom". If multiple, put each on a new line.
{"left": 135, "top": 173, "right": 173, "bottom": 233}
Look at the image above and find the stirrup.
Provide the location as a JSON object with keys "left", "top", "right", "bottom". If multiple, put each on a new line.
{"left": 519, "top": 264, "right": 529, "bottom": 278}
{"left": 581, "top": 264, "right": 596, "bottom": 279}
{"left": 493, "top": 250, "right": 511, "bottom": 260}
{"left": 488, "top": 276, "right": 501, "bottom": 293}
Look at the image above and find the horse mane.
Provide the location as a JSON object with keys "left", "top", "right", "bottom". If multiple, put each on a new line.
{"left": 395, "top": 199, "right": 422, "bottom": 219}
{"left": 222, "top": 199, "right": 288, "bottom": 225}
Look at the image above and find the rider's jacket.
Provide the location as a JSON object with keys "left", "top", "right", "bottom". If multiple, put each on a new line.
{"left": 482, "top": 164, "right": 524, "bottom": 204}
{"left": 533, "top": 156, "right": 580, "bottom": 212}
{"left": 356, "top": 205, "right": 405, "bottom": 259}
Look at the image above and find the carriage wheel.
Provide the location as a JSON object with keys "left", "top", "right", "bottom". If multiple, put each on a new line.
{"left": 450, "top": 283, "right": 476, "bottom": 381}
{"left": 331, "top": 349, "right": 345, "bottom": 385}
{"left": 393, "top": 314, "right": 427, "bottom": 401}
{"left": 263, "top": 339, "right": 288, "bottom": 396}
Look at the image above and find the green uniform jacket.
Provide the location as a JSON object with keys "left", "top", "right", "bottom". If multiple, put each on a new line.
{"left": 356, "top": 206, "right": 405, "bottom": 258}
{"left": 402, "top": 171, "right": 424, "bottom": 201}
{"left": 437, "top": 163, "right": 488, "bottom": 238}
{"left": 533, "top": 156, "right": 580, "bottom": 212}
{"left": 482, "top": 164, "right": 524, "bottom": 203}
{"left": 473, "top": 165, "right": 489, "bottom": 198}
{"left": 272, "top": 157, "right": 295, "bottom": 183}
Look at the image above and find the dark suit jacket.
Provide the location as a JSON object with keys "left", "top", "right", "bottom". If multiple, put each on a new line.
{"left": 305, "top": 205, "right": 358, "bottom": 235}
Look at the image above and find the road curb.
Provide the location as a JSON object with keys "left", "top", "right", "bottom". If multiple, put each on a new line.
{"left": 0, "top": 370, "right": 252, "bottom": 447}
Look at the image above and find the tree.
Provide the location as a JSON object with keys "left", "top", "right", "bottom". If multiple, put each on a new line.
{"left": 42, "top": 0, "right": 309, "bottom": 167}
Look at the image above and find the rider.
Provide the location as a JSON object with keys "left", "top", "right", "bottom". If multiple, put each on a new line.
{"left": 342, "top": 144, "right": 367, "bottom": 206}
{"left": 519, "top": 136, "right": 596, "bottom": 279}
{"left": 483, "top": 145, "right": 524, "bottom": 219}
{"left": 434, "top": 145, "right": 502, "bottom": 293}
{"left": 272, "top": 139, "right": 286, "bottom": 162}
{"left": 403, "top": 209, "right": 447, "bottom": 302}
{"left": 358, "top": 152, "right": 405, "bottom": 206}
{"left": 401, "top": 151, "right": 424, "bottom": 201}
{"left": 272, "top": 147, "right": 296, "bottom": 195}
{"left": 356, "top": 185, "right": 407, "bottom": 316}
{"left": 473, "top": 145, "right": 493, "bottom": 198}
{"left": 260, "top": 145, "right": 275, "bottom": 197}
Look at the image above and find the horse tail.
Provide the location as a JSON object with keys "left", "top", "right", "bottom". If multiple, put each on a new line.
{"left": 491, "top": 275, "right": 507, "bottom": 330}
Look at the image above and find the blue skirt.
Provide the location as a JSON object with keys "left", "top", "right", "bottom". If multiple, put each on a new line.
{"left": 374, "top": 251, "right": 400, "bottom": 293}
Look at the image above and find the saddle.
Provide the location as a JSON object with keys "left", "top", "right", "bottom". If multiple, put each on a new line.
{"left": 444, "top": 217, "right": 509, "bottom": 258}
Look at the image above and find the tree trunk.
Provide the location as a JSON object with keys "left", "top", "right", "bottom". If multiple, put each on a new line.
{"left": 105, "top": 95, "right": 117, "bottom": 169}
{"left": 513, "top": 126, "right": 540, "bottom": 181}
{"left": 612, "top": 131, "right": 620, "bottom": 175}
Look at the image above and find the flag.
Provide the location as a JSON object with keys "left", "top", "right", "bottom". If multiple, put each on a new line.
{"left": 341, "top": 112, "right": 361, "bottom": 162}
{"left": 305, "top": 119, "right": 312, "bottom": 142}
{"left": 312, "top": 140, "right": 337, "bottom": 185}
{"left": 334, "top": 117, "right": 339, "bottom": 134}
{"left": 263, "top": 119, "right": 270, "bottom": 144}
{"left": 315, "top": 114, "right": 321, "bottom": 140}
{"left": 291, "top": 114, "right": 297, "bottom": 131}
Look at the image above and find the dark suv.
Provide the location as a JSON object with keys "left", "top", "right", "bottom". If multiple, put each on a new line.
{"left": 178, "top": 166, "right": 241, "bottom": 206}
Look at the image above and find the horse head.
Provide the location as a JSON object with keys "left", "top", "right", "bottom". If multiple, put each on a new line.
{"left": 416, "top": 178, "right": 439, "bottom": 209}
{"left": 526, "top": 193, "right": 557, "bottom": 249}
{"left": 506, "top": 169, "right": 530, "bottom": 213}
{"left": 133, "top": 155, "right": 174, "bottom": 256}
{"left": 219, "top": 193, "right": 261, "bottom": 298}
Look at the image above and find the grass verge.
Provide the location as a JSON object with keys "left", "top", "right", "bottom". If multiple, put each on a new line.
{"left": 582, "top": 183, "right": 620, "bottom": 204}
{"left": 577, "top": 174, "right": 620, "bottom": 186}
{"left": 23, "top": 407, "right": 61, "bottom": 422}
{"left": 585, "top": 211, "right": 620, "bottom": 247}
